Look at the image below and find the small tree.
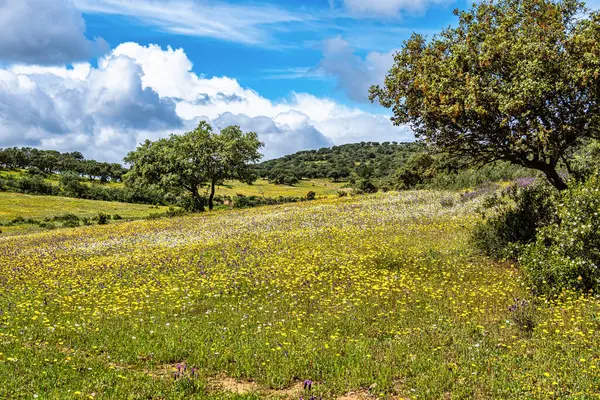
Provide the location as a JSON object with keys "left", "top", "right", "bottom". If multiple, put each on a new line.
{"left": 124, "top": 122, "right": 263, "bottom": 211}
{"left": 370, "top": 0, "right": 600, "bottom": 190}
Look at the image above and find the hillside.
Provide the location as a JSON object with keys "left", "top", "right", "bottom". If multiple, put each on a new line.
{"left": 1, "top": 191, "right": 598, "bottom": 398}
{"left": 254, "top": 142, "right": 423, "bottom": 181}
{"left": 0, "top": 192, "right": 169, "bottom": 236}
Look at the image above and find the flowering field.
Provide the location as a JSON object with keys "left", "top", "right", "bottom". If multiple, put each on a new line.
{"left": 0, "top": 191, "right": 599, "bottom": 399}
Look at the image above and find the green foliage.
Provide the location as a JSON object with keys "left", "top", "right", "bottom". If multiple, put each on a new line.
{"left": 59, "top": 171, "right": 87, "bottom": 198}
{"left": 256, "top": 142, "right": 423, "bottom": 185}
{"left": 306, "top": 190, "right": 316, "bottom": 200}
{"left": 125, "top": 122, "right": 263, "bottom": 211}
{"left": 356, "top": 179, "right": 377, "bottom": 194}
{"left": 519, "top": 175, "right": 600, "bottom": 295}
{"left": 97, "top": 212, "right": 109, "bottom": 225}
{"left": 370, "top": 0, "right": 600, "bottom": 191}
{"left": 571, "top": 139, "right": 600, "bottom": 181}
{"left": 0, "top": 147, "right": 126, "bottom": 182}
{"left": 17, "top": 175, "right": 57, "bottom": 195}
{"left": 396, "top": 153, "right": 437, "bottom": 189}
{"left": 472, "top": 180, "right": 559, "bottom": 259}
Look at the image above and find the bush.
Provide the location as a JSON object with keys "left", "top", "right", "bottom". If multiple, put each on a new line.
{"left": 519, "top": 175, "right": 600, "bottom": 295}
{"left": 17, "top": 175, "right": 57, "bottom": 195}
{"left": 337, "top": 190, "right": 348, "bottom": 197}
{"left": 97, "top": 212, "right": 109, "bottom": 225}
{"left": 112, "top": 214, "right": 122, "bottom": 220}
{"left": 283, "top": 176, "right": 299, "bottom": 186}
{"left": 306, "top": 191, "right": 316, "bottom": 201}
{"left": 439, "top": 196, "right": 455, "bottom": 208}
{"left": 59, "top": 171, "right": 88, "bottom": 198}
{"left": 61, "top": 219, "right": 81, "bottom": 228}
{"left": 357, "top": 179, "right": 377, "bottom": 194}
{"left": 472, "top": 180, "right": 558, "bottom": 259}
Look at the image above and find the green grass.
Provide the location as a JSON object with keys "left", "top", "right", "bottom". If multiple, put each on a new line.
{"left": 2, "top": 169, "right": 344, "bottom": 196}
{"left": 214, "top": 178, "right": 346, "bottom": 198}
{"left": 0, "top": 192, "right": 169, "bottom": 236}
{"left": 1, "top": 191, "right": 599, "bottom": 399}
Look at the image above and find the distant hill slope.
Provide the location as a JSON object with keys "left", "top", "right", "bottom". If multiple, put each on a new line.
{"left": 254, "top": 141, "right": 424, "bottom": 182}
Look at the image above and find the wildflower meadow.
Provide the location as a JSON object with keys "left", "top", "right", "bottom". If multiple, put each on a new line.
{"left": 1, "top": 191, "right": 599, "bottom": 399}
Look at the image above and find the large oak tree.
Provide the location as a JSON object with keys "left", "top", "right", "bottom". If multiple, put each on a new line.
{"left": 370, "top": 0, "right": 600, "bottom": 190}
{"left": 124, "top": 121, "right": 263, "bottom": 211}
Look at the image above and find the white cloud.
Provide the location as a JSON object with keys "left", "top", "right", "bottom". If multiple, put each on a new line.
{"left": 318, "top": 37, "right": 395, "bottom": 102}
{"left": 73, "top": 0, "right": 309, "bottom": 46}
{"left": 342, "top": 0, "right": 449, "bottom": 15}
{"left": 0, "top": 0, "right": 107, "bottom": 65}
{"left": 0, "top": 43, "right": 412, "bottom": 162}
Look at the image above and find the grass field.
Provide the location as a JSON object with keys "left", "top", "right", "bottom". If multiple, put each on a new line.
{"left": 0, "top": 192, "right": 169, "bottom": 236}
{"left": 1, "top": 169, "right": 345, "bottom": 197}
{"left": 214, "top": 179, "right": 346, "bottom": 198}
{"left": 0, "top": 192, "right": 599, "bottom": 399}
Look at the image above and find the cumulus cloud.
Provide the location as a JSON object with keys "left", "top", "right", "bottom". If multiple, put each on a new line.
{"left": 0, "top": 0, "right": 107, "bottom": 65}
{"left": 318, "top": 37, "right": 395, "bottom": 102}
{"left": 0, "top": 43, "right": 411, "bottom": 162}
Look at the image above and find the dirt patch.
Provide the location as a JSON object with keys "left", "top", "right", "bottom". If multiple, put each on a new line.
{"left": 211, "top": 375, "right": 259, "bottom": 394}
{"left": 265, "top": 382, "right": 304, "bottom": 399}
{"left": 337, "top": 390, "right": 374, "bottom": 400}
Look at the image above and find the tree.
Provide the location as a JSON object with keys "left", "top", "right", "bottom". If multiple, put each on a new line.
{"left": 124, "top": 121, "right": 263, "bottom": 211}
{"left": 370, "top": 0, "right": 600, "bottom": 190}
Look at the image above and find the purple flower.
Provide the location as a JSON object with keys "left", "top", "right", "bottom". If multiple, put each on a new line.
{"left": 303, "top": 380, "right": 313, "bottom": 390}
{"left": 515, "top": 177, "right": 536, "bottom": 188}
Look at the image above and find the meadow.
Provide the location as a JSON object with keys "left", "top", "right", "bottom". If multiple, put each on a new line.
{"left": 213, "top": 179, "right": 346, "bottom": 198}
{"left": 0, "top": 192, "right": 169, "bottom": 236}
{"left": 0, "top": 191, "right": 599, "bottom": 399}
{"left": 1, "top": 169, "right": 346, "bottom": 198}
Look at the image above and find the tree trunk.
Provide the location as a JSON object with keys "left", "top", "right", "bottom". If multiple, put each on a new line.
{"left": 191, "top": 187, "right": 205, "bottom": 212}
{"left": 543, "top": 166, "right": 568, "bottom": 191}
{"left": 208, "top": 181, "right": 216, "bottom": 211}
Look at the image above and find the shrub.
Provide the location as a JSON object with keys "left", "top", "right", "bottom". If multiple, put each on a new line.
{"left": 283, "top": 176, "right": 299, "bottom": 186}
{"left": 439, "top": 196, "right": 455, "bottom": 208}
{"left": 306, "top": 191, "right": 316, "bottom": 201}
{"left": 166, "top": 207, "right": 186, "bottom": 218}
{"left": 508, "top": 299, "right": 537, "bottom": 334}
{"left": 17, "top": 175, "right": 56, "bottom": 195}
{"left": 519, "top": 175, "right": 600, "bottom": 295}
{"left": 52, "top": 213, "right": 80, "bottom": 223}
{"left": 97, "top": 212, "right": 109, "bottom": 225}
{"left": 472, "top": 180, "right": 558, "bottom": 259}
{"left": 59, "top": 171, "right": 88, "bottom": 198}
{"left": 112, "top": 214, "right": 122, "bottom": 220}
{"left": 25, "top": 167, "right": 45, "bottom": 176}
{"left": 337, "top": 190, "right": 348, "bottom": 197}
{"left": 61, "top": 219, "right": 81, "bottom": 228}
{"left": 357, "top": 180, "right": 377, "bottom": 194}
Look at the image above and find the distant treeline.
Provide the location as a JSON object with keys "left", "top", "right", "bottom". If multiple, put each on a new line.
{"left": 254, "top": 141, "right": 423, "bottom": 183}
{"left": 0, "top": 147, "right": 127, "bottom": 182}
{"left": 253, "top": 141, "right": 533, "bottom": 192}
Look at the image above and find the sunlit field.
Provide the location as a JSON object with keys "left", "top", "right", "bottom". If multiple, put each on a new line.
{"left": 1, "top": 169, "right": 346, "bottom": 197}
{"left": 214, "top": 179, "right": 346, "bottom": 198}
{"left": 0, "top": 192, "right": 169, "bottom": 236}
{"left": 1, "top": 191, "right": 599, "bottom": 399}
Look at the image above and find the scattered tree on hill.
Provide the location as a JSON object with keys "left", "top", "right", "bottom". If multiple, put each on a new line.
{"left": 370, "top": 0, "right": 600, "bottom": 191}
{"left": 124, "top": 121, "right": 263, "bottom": 211}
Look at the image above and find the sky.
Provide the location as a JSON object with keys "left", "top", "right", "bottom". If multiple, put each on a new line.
{"left": 0, "top": 0, "right": 597, "bottom": 162}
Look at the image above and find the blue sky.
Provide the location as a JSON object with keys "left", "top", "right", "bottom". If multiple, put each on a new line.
{"left": 2, "top": 0, "right": 593, "bottom": 162}
{"left": 80, "top": 0, "right": 460, "bottom": 104}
